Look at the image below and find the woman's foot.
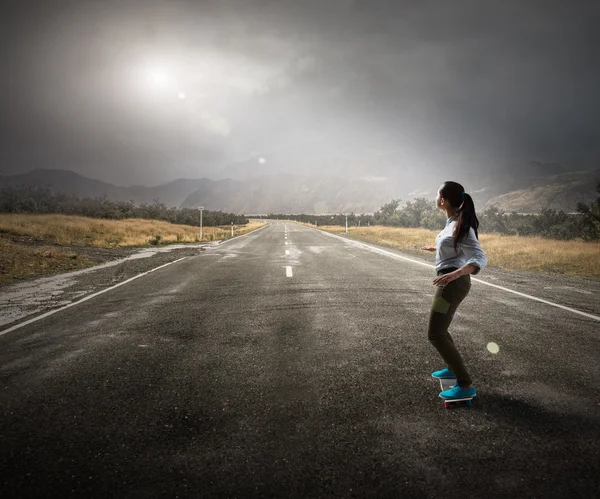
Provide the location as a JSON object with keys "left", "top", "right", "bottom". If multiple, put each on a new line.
{"left": 431, "top": 367, "right": 455, "bottom": 379}
{"left": 439, "top": 384, "right": 476, "bottom": 399}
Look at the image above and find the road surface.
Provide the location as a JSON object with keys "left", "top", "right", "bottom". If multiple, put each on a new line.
{"left": 1, "top": 221, "right": 599, "bottom": 498}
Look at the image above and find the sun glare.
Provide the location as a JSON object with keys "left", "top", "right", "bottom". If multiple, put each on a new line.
{"left": 142, "top": 66, "right": 176, "bottom": 93}
{"left": 149, "top": 70, "right": 168, "bottom": 86}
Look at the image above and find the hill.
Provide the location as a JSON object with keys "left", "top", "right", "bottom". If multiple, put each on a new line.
{"left": 2, "top": 165, "right": 599, "bottom": 215}
{"left": 483, "top": 169, "right": 600, "bottom": 213}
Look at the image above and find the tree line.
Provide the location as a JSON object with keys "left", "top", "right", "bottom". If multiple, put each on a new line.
{"left": 0, "top": 186, "right": 248, "bottom": 226}
{"left": 269, "top": 182, "right": 600, "bottom": 241}
{"left": 2, "top": 183, "right": 599, "bottom": 240}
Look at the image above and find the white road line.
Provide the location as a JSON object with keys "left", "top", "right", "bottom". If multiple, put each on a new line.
{"left": 0, "top": 223, "right": 274, "bottom": 337}
{"left": 308, "top": 225, "right": 600, "bottom": 322}
{"left": 0, "top": 257, "right": 189, "bottom": 336}
{"left": 285, "top": 241, "right": 288, "bottom": 245}
{"left": 286, "top": 266, "right": 293, "bottom": 277}
{"left": 285, "top": 250, "right": 290, "bottom": 255}
{"left": 213, "top": 221, "right": 270, "bottom": 246}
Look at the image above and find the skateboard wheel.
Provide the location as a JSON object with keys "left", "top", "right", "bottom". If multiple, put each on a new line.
{"left": 466, "top": 400, "right": 472, "bottom": 407}
{"left": 444, "top": 402, "right": 450, "bottom": 409}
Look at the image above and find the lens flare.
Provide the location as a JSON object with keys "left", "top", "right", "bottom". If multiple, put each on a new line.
{"left": 487, "top": 342, "right": 500, "bottom": 354}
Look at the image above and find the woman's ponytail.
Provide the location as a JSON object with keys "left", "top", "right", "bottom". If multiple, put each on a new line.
{"left": 439, "top": 181, "right": 480, "bottom": 252}
{"left": 453, "top": 193, "right": 479, "bottom": 251}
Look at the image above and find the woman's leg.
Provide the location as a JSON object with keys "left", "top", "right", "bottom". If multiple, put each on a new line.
{"left": 427, "top": 275, "right": 472, "bottom": 387}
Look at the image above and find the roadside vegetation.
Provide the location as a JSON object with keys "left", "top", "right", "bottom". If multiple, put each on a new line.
{"left": 0, "top": 236, "right": 97, "bottom": 287}
{"left": 0, "top": 186, "right": 267, "bottom": 286}
{"left": 0, "top": 212, "right": 266, "bottom": 287}
{"left": 290, "top": 182, "right": 600, "bottom": 279}
{"left": 0, "top": 185, "right": 248, "bottom": 226}
{"left": 309, "top": 225, "right": 600, "bottom": 279}
{"left": 1, "top": 182, "right": 599, "bottom": 282}
{"left": 272, "top": 181, "right": 600, "bottom": 242}
{"left": 0, "top": 214, "right": 263, "bottom": 247}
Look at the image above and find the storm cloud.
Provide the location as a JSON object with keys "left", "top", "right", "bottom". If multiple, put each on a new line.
{"left": 1, "top": 0, "right": 599, "bottom": 185}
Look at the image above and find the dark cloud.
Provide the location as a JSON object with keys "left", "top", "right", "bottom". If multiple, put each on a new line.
{"left": 1, "top": 0, "right": 599, "bottom": 185}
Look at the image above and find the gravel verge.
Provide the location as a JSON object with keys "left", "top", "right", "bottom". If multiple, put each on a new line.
{"left": 0, "top": 242, "right": 217, "bottom": 329}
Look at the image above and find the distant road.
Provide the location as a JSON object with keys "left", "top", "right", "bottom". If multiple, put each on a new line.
{"left": 1, "top": 221, "right": 599, "bottom": 498}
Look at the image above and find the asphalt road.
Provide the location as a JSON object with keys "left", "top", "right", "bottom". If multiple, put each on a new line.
{"left": 1, "top": 221, "right": 599, "bottom": 498}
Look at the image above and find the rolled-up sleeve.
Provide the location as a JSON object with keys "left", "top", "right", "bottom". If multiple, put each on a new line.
{"left": 460, "top": 228, "right": 487, "bottom": 274}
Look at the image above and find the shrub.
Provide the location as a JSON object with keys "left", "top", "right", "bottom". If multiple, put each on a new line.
{"left": 149, "top": 234, "right": 162, "bottom": 245}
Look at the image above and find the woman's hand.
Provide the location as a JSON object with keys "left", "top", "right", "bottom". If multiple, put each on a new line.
{"left": 432, "top": 271, "right": 461, "bottom": 287}
{"left": 420, "top": 246, "right": 436, "bottom": 252}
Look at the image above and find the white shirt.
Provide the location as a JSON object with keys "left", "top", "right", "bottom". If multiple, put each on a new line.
{"left": 435, "top": 215, "right": 488, "bottom": 274}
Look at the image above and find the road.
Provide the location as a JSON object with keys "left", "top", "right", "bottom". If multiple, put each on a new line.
{"left": 1, "top": 221, "right": 599, "bottom": 498}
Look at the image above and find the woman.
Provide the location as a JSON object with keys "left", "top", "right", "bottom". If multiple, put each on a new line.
{"left": 420, "top": 181, "right": 488, "bottom": 400}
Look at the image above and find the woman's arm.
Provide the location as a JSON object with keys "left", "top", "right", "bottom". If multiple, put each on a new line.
{"left": 459, "top": 228, "right": 488, "bottom": 275}
{"left": 456, "top": 264, "right": 481, "bottom": 276}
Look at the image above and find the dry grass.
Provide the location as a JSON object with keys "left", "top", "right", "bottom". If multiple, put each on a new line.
{"left": 0, "top": 214, "right": 267, "bottom": 247}
{"left": 0, "top": 238, "right": 96, "bottom": 286}
{"left": 309, "top": 224, "right": 600, "bottom": 279}
{"left": 0, "top": 214, "right": 267, "bottom": 286}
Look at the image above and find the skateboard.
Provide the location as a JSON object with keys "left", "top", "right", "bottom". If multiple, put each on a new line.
{"left": 437, "top": 377, "right": 474, "bottom": 408}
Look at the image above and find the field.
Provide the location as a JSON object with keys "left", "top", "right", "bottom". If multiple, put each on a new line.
{"left": 311, "top": 224, "right": 600, "bottom": 279}
{"left": 0, "top": 214, "right": 266, "bottom": 286}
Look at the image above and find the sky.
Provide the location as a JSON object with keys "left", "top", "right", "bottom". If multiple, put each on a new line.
{"left": 1, "top": 0, "right": 599, "bottom": 186}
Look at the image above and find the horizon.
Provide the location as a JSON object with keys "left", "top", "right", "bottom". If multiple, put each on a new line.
{"left": 2, "top": 160, "right": 600, "bottom": 190}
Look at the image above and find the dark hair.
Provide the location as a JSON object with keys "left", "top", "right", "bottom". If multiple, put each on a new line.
{"left": 439, "top": 181, "right": 479, "bottom": 251}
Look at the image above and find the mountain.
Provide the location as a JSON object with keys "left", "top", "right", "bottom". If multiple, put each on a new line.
{"left": 482, "top": 168, "right": 600, "bottom": 213}
{"left": 0, "top": 169, "right": 411, "bottom": 214}
{"left": 180, "top": 174, "right": 404, "bottom": 214}
{"left": 126, "top": 178, "right": 213, "bottom": 207}
{"left": 0, "top": 169, "right": 128, "bottom": 200}
{"left": 0, "top": 170, "right": 210, "bottom": 208}
{"left": 1, "top": 165, "right": 598, "bottom": 215}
